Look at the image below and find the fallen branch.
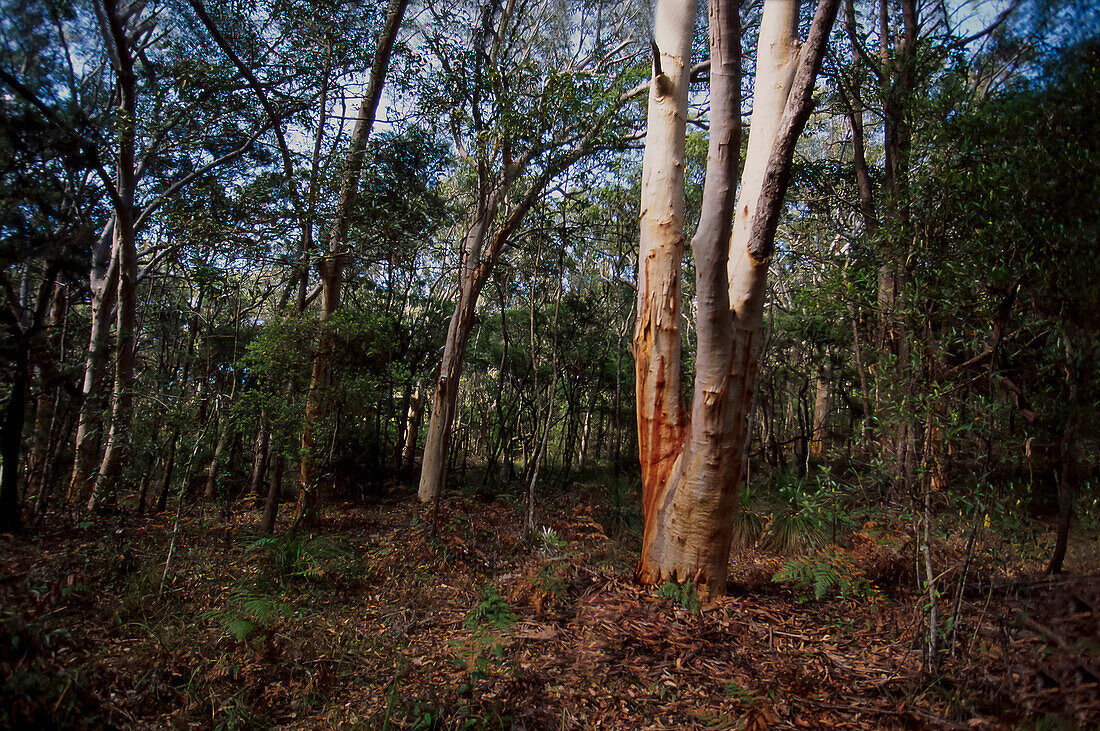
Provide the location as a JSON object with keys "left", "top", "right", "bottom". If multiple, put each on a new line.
{"left": 1015, "top": 611, "right": 1072, "bottom": 652}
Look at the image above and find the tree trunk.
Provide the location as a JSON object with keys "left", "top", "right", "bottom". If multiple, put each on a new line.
{"left": 577, "top": 408, "right": 591, "bottom": 469}
{"left": 298, "top": 0, "right": 408, "bottom": 489}
{"left": 262, "top": 453, "right": 284, "bottom": 534}
{"left": 847, "top": 301, "right": 873, "bottom": 445}
{"left": 612, "top": 314, "right": 627, "bottom": 471}
{"left": 418, "top": 206, "right": 497, "bottom": 502}
{"left": 249, "top": 412, "right": 271, "bottom": 503}
{"left": 636, "top": 0, "right": 839, "bottom": 591}
{"left": 878, "top": 0, "right": 919, "bottom": 491}
{"left": 403, "top": 381, "right": 424, "bottom": 473}
{"left": 0, "top": 349, "right": 29, "bottom": 532}
{"left": 88, "top": 219, "right": 136, "bottom": 513}
{"left": 203, "top": 407, "right": 230, "bottom": 501}
{"left": 86, "top": 0, "right": 140, "bottom": 513}
{"left": 635, "top": 0, "right": 735, "bottom": 586}
{"left": 25, "top": 283, "right": 67, "bottom": 505}
{"left": 810, "top": 357, "right": 832, "bottom": 459}
{"left": 1048, "top": 334, "right": 1079, "bottom": 574}
{"left": 633, "top": 0, "right": 697, "bottom": 510}
{"left": 156, "top": 429, "right": 179, "bottom": 513}
{"left": 525, "top": 240, "right": 564, "bottom": 530}
{"left": 415, "top": 0, "right": 626, "bottom": 503}
{"left": 299, "top": 255, "right": 343, "bottom": 492}
{"left": 418, "top": 293, "right": 479, "bottom": 500}
{"left": 68, "top": 227, "right": 120, "bottom": 503}
{"left": 393, "top": 382, "right": 412, "bottom": 469}
{"left": 33, "top": 395, "right": 73, "bottom": 520}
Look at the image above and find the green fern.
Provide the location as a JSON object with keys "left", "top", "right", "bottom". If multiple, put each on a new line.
{"left": 247, "top": 534, "right": 351, "bottom": 584}
{"left": 225, "top": 619, "right": 257, "bottom": 643}
{"left": 813, "top": 561, "right": 839, "bottom": 600}
{"left": 773, "top": 551, "right": 880, "bottom": 603}
{"left": 657, "top": 580, "right": 700, "bottom": 613}
{"left": 464, "top": 583, "right": 518, "bottom": 630}
{"left": 207, "top": 585, "right": 290, "bottom": 642}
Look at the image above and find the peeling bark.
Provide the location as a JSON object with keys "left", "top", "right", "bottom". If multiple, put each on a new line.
{"left": 811, "top": 357, "right": 833, "bottom": 459}
{"left": 632, "top": 0, "right": 696, "bottom": 527}
{"left": 636, "top": 0, "right": 839, "bottom": 592}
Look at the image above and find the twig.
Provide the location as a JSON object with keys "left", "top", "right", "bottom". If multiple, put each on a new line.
{"left": 158, "top": 424, "right": 209, "bottom": 597}
{"left": 1015, "top": 612, "right": 1072, "bottom": 652}
{"left": 795, "top": 696, "right": 970, "bottom": 729}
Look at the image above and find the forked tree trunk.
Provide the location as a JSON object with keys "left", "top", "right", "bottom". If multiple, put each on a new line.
{"left": 416, "top": 149, "right": 561, "bottom": 503}
{"left": 636, "top": 0, "right": 839, "bottom": 591}
{"left": 87, "top": 0, "right": 140, "bottom": 513}
{"left": 68, "top": 226, "right": 120, "bottom": 503}
{"left": 88, "top": 212, "right": 137, "bottom": 512}
{"left": 415, "top": 0, "right": 635, "bottom": 504}
{"left": 636, "top": 0, "right": 737, "bottom": 586}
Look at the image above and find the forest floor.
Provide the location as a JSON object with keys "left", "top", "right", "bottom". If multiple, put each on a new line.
{"left": 1, "top": 473, "right": 1098, "bottom": 730}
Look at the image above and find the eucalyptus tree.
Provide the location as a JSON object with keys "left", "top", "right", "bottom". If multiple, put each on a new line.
{"left": 415, "top": 0, "right": 646, "bottom": 503}
{"left": 0, "top": 0, "right": 102, "bottom": 529}
{"left": 633, "top": 0, "right": 839, "bottom": 591}
{"left": 21, "top": 0, "right": 283, "bottom": 510}
{"left": 298, "top": 0, "right": 410, "bottom": 507}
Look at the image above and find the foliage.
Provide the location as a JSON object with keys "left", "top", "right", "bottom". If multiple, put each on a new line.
{"left": 236, "top": 304, "right": 417, "bottom": 492}
{"left": 657, "top": 580, "right": 700, "bottom": 614}
{"left": 773, "top": 549, "right": 882, "bottom": 603}
{"left": 731, "top": 500, "right": 765, "bottom": 550}
{"left": 246, "top": 533, "right": 352, "bottom": 586}
{"left": 464, "top": 583, "right": 518, "bottom": 631}
{"left": 211, "top": 585, "right": 291, "bottom": 643}
{"left": 604, "top": 474, "right": 643, "bottom": 538}
{"left": 533, "top": 526, "right": 566, "bottom": 557}
{"left": 761, "top": 473, "right": 831, "bottom": 554}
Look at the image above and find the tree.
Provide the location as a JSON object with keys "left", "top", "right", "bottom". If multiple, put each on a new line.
{"left": 48, "top": 0, "right": 277, "bottom": 508}
{"left": 416, "top": 0, "right": 643, "bottom": 503}
{"left": 0, "top": 0, "right": 94, "bottom": 530}
{"left": 298, "top": 0, "right": 410, "bottom": 508}
{"left": 634, "top": 0, "right": 839, "bottom": 591}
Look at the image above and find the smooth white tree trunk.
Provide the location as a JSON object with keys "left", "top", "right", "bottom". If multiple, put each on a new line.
{"left": 636, "top": 0, "right": 840, "bottom": 592}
